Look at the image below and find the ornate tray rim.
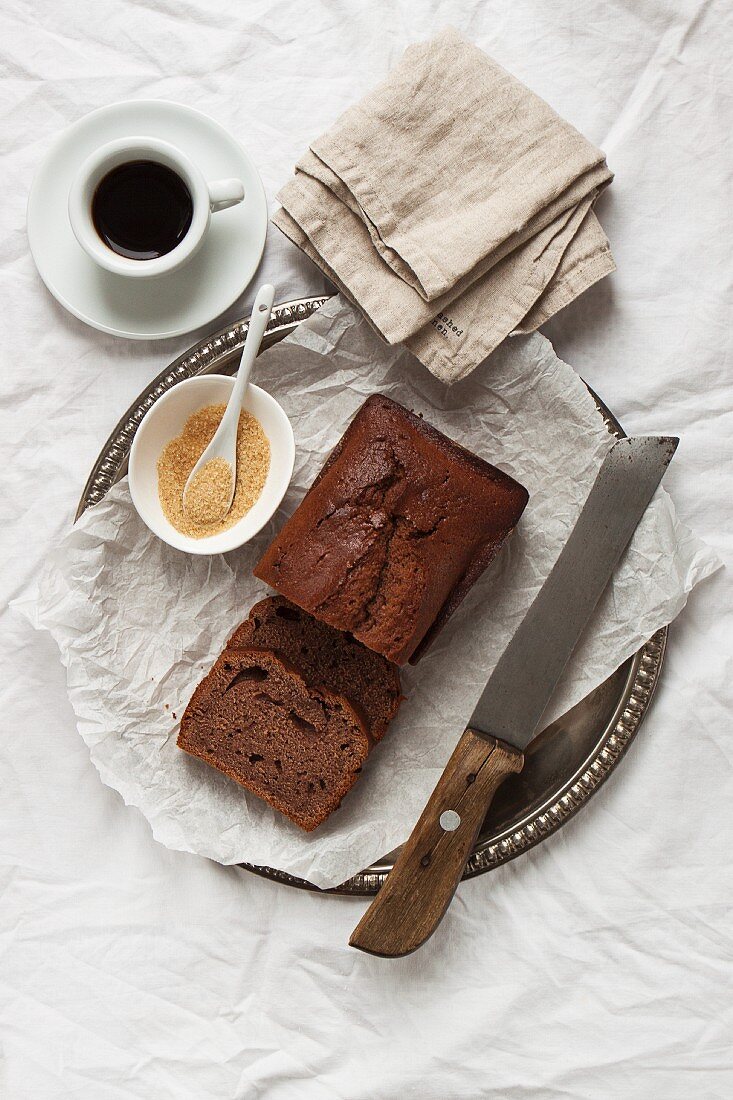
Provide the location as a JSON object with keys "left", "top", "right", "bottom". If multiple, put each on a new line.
{"left": 77, "top": 295, "right": 667, "bottom": 897}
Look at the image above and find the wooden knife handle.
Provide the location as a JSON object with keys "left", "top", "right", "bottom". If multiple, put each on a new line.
{"left": 349, "top": 729, "right": 523, "bottom": 957}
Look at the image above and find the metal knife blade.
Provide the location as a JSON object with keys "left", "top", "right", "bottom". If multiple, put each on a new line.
{"left": 469, "top": 435, "right": 678, "bottom": 750}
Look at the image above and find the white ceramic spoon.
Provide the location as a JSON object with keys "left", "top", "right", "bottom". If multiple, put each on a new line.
{"left": 183, "top": 283, "right": 275, "bottom": 521}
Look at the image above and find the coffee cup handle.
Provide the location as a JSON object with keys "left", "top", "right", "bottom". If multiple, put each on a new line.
{"left": 208, "top": 178, "right": 245, "bottom": 213}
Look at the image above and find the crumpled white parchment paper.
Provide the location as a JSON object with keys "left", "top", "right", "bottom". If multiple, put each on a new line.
{"left": 19, "top": 298, "right": 720, "bottom": 887}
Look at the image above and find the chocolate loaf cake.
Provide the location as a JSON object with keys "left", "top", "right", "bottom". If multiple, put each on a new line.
{"left": 227, "top": 596, "right": 401, "bottom": 740}
{"left": 254, "top": 394, "right": 529, "bottom": 664}
{"left": 178, "top": 647, "right": 371, "bottom": 832}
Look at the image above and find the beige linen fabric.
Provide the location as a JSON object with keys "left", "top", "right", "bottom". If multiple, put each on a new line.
{"left": 274, "top": 28, "right": 615, "bottom": 382}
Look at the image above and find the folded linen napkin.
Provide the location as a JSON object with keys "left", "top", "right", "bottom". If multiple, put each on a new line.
{"left": 273, "top": 28, "right": 615, "bottom": 383}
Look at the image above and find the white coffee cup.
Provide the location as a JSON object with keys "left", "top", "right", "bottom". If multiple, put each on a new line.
{"left": 68, "top": 136, "right": 245, "bottom": 278}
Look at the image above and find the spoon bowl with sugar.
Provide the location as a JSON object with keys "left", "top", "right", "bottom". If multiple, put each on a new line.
{"left": 182, "top": 282, "right": 275, "bottom": 524}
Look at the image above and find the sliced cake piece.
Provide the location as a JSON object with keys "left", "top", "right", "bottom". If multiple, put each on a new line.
{"left": 226, "top": 595, "right": 401, "bottom": 740}
{"left": 178, "top": 647, "right": 371, "bottom": 832}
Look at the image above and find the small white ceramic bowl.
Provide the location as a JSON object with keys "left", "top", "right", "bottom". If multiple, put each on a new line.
{"left": 128, "top": 374, "right": 294, "bottom": 554}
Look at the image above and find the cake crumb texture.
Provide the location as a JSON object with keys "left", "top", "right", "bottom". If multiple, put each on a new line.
{"left": 227, "top": 595, "right": 402, "bottom": 740}
{"left": 178, "top": 648, "right": 371, "bottom": 832}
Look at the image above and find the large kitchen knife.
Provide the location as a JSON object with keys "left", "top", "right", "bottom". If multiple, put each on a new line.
{"left": 350, "top": 435, "right": 678, "bottom": 957}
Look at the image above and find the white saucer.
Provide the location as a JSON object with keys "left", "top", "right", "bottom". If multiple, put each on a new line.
{"left": 27, "top": 100, "right": 268, "bottom": 340}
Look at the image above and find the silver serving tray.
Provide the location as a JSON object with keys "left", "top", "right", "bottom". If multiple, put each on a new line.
{"left": 78, "top": 296, "right": 667, "bottom": 896}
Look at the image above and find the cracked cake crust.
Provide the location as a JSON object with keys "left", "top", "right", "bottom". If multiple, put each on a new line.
{"left": 254, "top": 394, "right": 529, "bottom": 664}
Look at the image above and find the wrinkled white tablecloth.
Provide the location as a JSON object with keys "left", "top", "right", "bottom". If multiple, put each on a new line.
{"left": 1, "top": 2, "right": 731, "bottom": 1097}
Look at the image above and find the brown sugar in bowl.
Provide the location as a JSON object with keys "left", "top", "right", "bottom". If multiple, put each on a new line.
{"left": 129, "top": 374, "right": 294, "bottom": 555}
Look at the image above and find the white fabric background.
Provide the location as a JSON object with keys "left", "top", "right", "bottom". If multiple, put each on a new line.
{"left": 1, "top": 1, "right": 731, "bottom": 1097}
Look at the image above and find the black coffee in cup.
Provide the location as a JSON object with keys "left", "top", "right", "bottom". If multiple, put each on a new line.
{"left": 91, "top": 160, "right": 194, "bottom": 261}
